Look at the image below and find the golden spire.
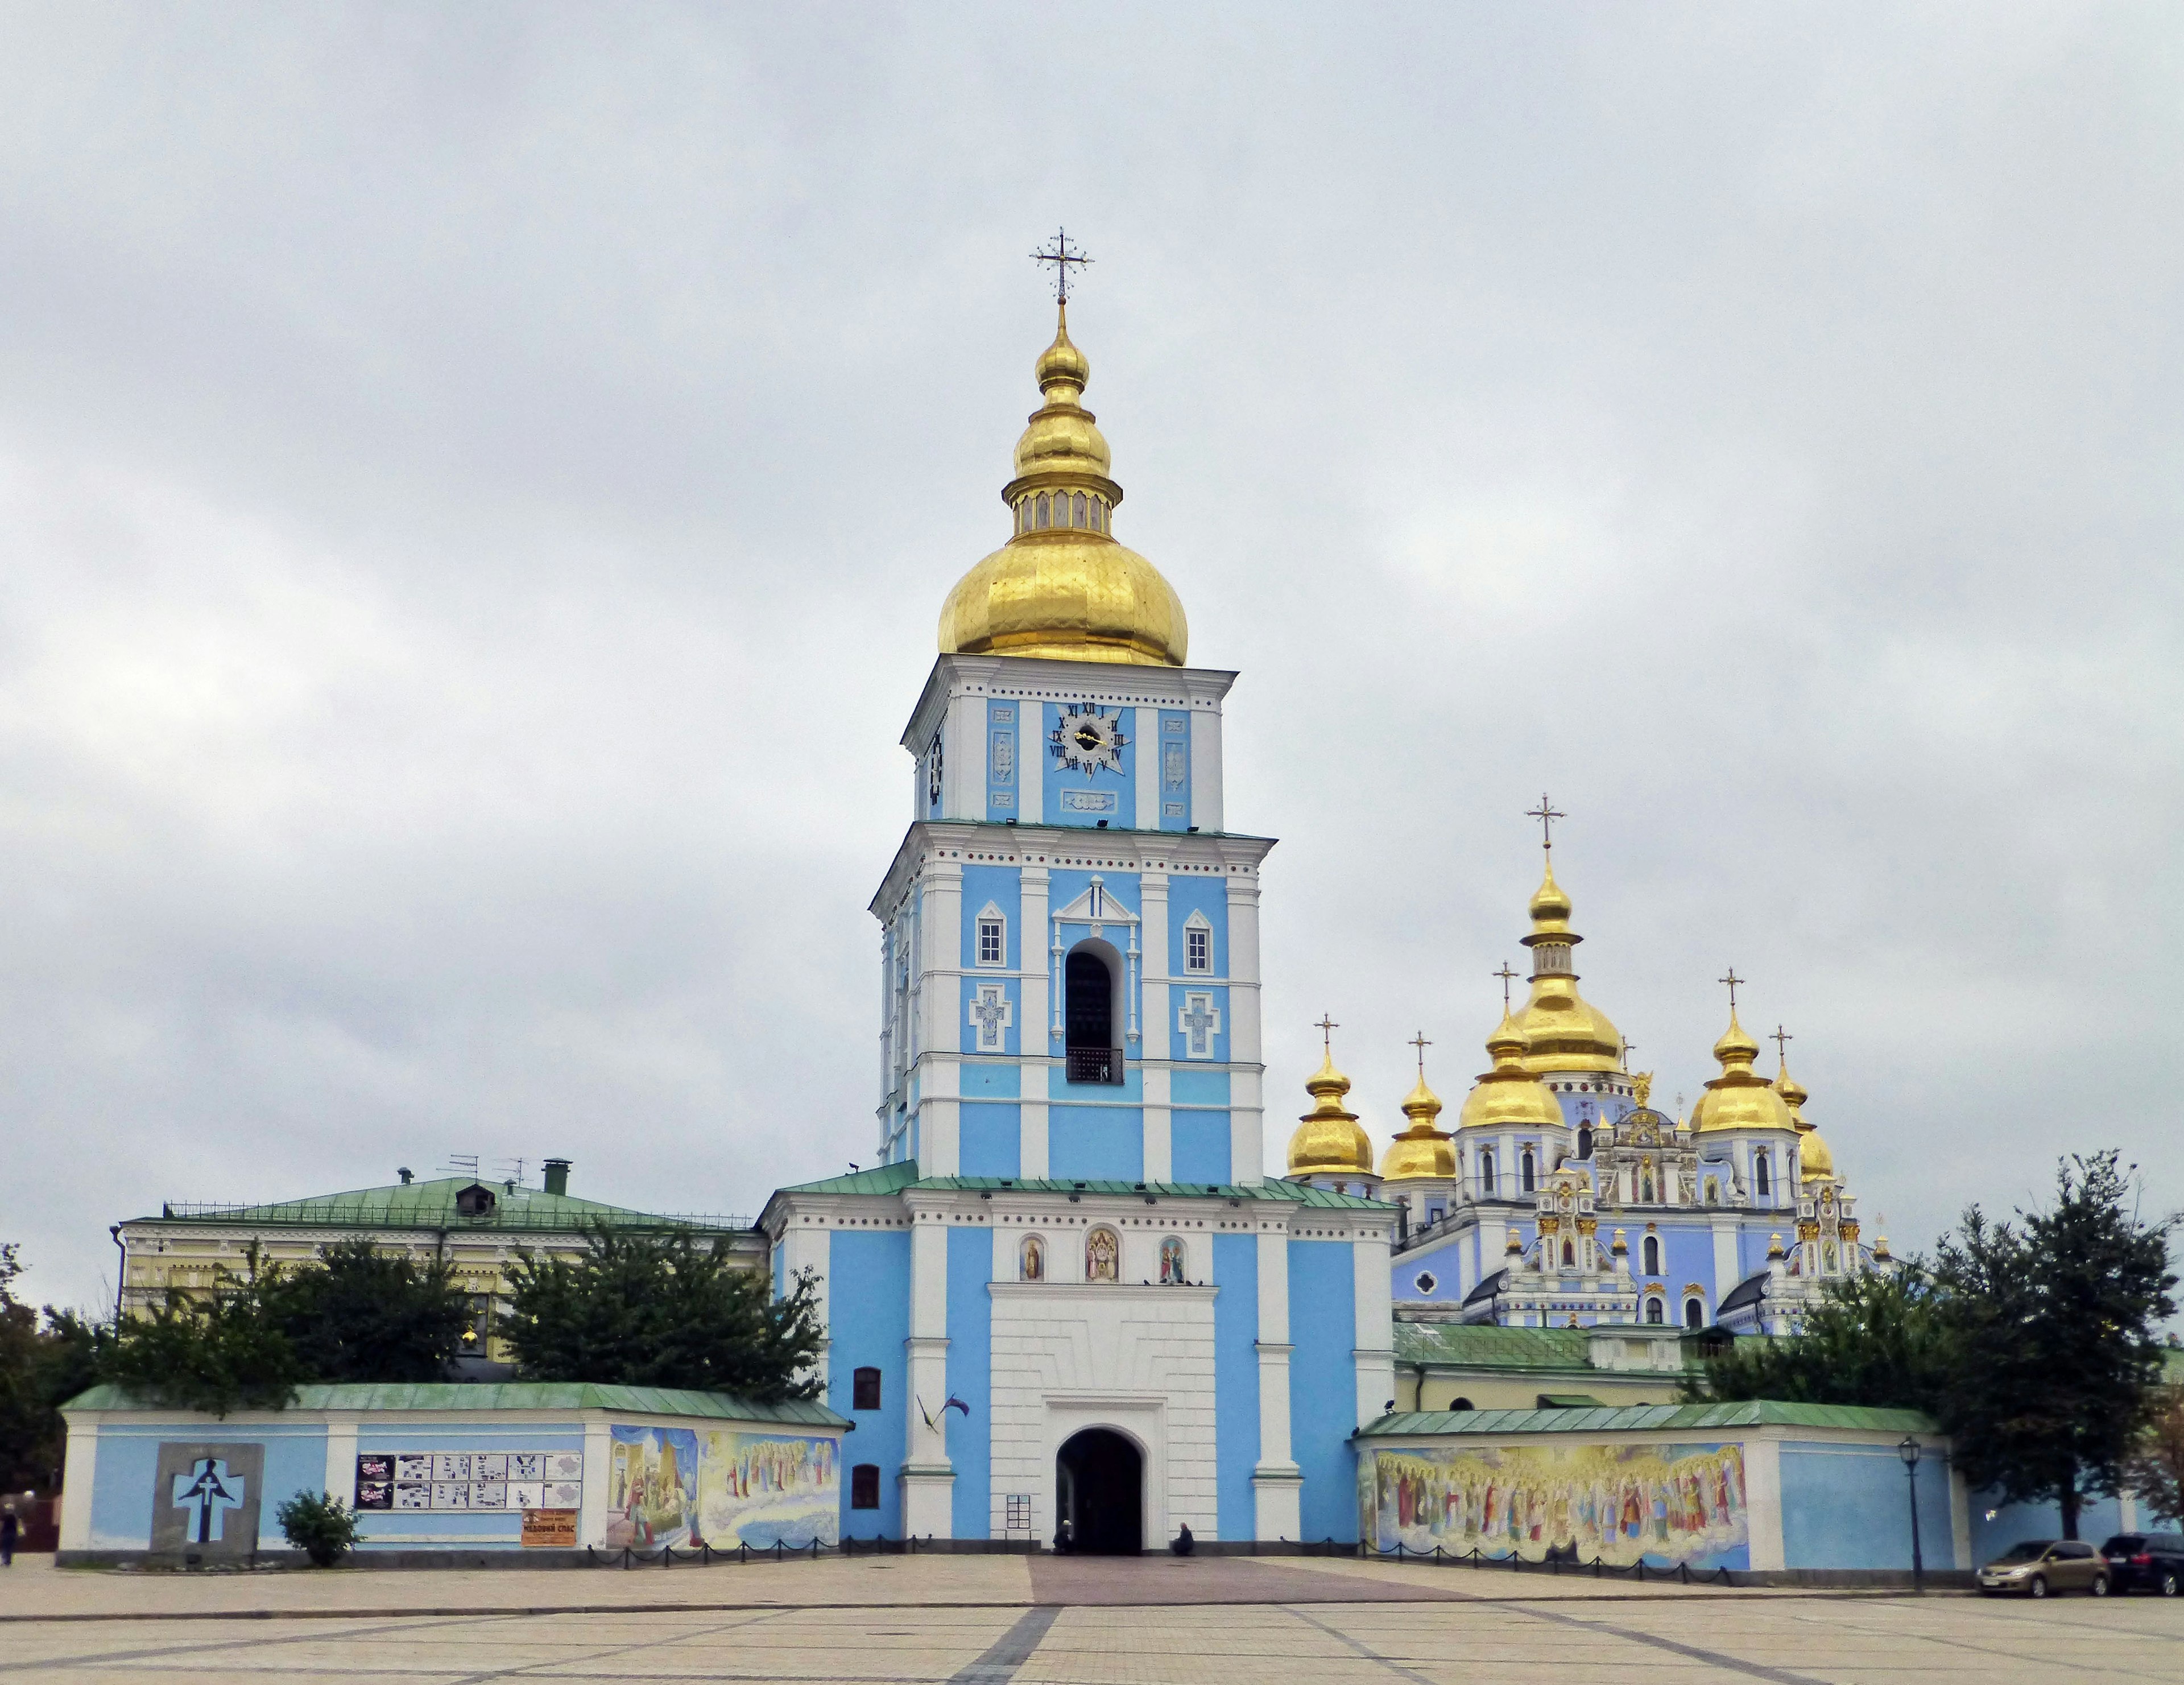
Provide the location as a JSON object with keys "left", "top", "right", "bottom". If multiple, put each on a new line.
{"left": 1689, "top": 976, "right": 1796, "bottom": 1134}
{"left": 1456, "top": 1009, "right": 1565, "bottom": 1132}
{"left": 1510, "top": 804, "right": 1622, "bottom": 1073}
{"left": 936, "top": 256, "right": 1187, "bottom": 667}
{"left": 1381, "top": 1033, "right": 1455, "bottom": 1181}
{"left": 1285, "top": 1017, "right": 1375, "bottom": 1175}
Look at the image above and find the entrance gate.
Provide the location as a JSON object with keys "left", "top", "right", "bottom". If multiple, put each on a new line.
{"left": 1055, "top": 1428, "right": 1143, "bottom": 1554}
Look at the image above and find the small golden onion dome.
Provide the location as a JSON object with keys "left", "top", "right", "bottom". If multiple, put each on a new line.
{"left": 1381, "top": 1065, "right": 1455, "bottom": 1182}
{"left": 937, "top": 302, "right": 1188, "bottom": 667}
{"left": 1513, "top": 857, "right": 1623, "bottom": 1073}
{"left": 1457, "top": 1012, "right": 1566, "bottom": 1131}
{"left": 1286, "top": 1047, "right": 1374, "bottom": 1175}
{"left": 1798, "top": 1123, "right": 1837, "bottom": 1183}
{"left": 1689, "top": 1009, "right": 1797, "bottom": 1134}
{"left": 1767, "top": 1232, "right": 1786, "bottom": 1259}
{"left": 1873, "top": 1230, "right": 1892, "bottom": 1261}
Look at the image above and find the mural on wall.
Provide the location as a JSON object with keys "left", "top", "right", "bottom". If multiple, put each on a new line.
{"left": 606, "top": 1426, "right": 700, "bottom": 1548}
{"left": 1359, "top": 1442, "right": 1748, "bottom": 1566}
{"left": 696, "top": 1431, "right": 841, "bottom": 1548}
{"left": 150, "top": 1443, "right": 265, "bottom": 1558}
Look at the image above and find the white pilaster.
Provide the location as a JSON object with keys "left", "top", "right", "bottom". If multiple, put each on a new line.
{"left": 1190, "top": 706, "right": 1224, "bottom": 833}
{"left": 786, "top": 1220, "right": 833, "bottom": 1386}
{"left": 1743, "top": 1437, "right": 1785, "bottom": 1571}
{"left": 324, "top": 1415, "right": 359, "bottom": 1507}
{"left": 900, "top": 1203, "right": 955, "bottom": 1537}
{"left": 1134, "top": 706, "right": 1160, "bottom": 828}
{"left": 1253, "top": 1226, "right": 1301, "bottom": 1538}
{"left": 57, "top": 1418, "right": 97, "bottom": 1550}
{"left": 1020, "top": 703, "right": 1044, "bottom": 821}
{"left": 1143, "top": 1064, "right": 1173, "bottom": 1183}
{"left": 921, "top": 1059, "right": 962, "bottom": 1179}
{"left": 579, "top": 1417, "right": 613, "bottom": 1547}
{"left": 1711, "top": 1215, "right": 1739, "bottom": 1305}
{"left": 1226, "top": 878, "right": 1264, "bottom": 1184}
{"left": 946, "top": 687, "right": 983, "bottom": 820}
{"left": 1020, "top": 1059, "right": 1050, "bottom": 1179}
{"left": 1351, "top": 1228, "right": 1395, "bottom": 1430}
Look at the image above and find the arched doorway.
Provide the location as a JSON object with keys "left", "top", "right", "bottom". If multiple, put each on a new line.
{"left": 1065, "top": 948, "right": 1118, "bottom": 1083}
{"left": 1056, "top": 1428, "right": 1142, "bottom": 1554}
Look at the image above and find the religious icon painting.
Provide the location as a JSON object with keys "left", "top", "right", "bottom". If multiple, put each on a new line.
{"left": 1086, "top": 1226, "right": 1119, "bottom": 1282}
{"left": 1159, "top": 1237, "right": 1185, "bottom": 1285}
{"left": 1021, "top": 1236, "right": 1045, "bottom": 1281}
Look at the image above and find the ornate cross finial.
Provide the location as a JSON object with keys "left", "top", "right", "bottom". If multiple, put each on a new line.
{"left": 1314, "top": 1013, "right": 1339, "bottom": 1054}
{"left": 1409, "top": 1031, "right": 1432, "bottom": 1073}
{"left": 1719, "top": 968, "right": 1744, "bottom": 1012}
{"left": 1031, "top": 226, "right": 1093, "bottom": 304}
{"left": 1526, "top": 792, "right": 1566, "bottom": 851}
{"left": 1771, "top": 1024, "right": 1793, "bottom": 1062}
{"left": 1620, "top": 1038, "right": 1637, "bottom": 1072}
{"left": 1494, "top": 962, "right": 1519, "bottom": 1010}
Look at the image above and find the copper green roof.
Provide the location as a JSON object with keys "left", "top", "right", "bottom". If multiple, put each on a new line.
{"left": 1396, "top": 1323, "right": 1603, "bottom": 1374}
{"left": 1359, "top": 1399, "right": 1939, "bottom": 1437}
{"left": 63, "top": 1382, "right": 846, "bottom": 1425}
{"left": 777, "top": 1162, "right": 1387, "bottom": 1209}
{"left": 140, "top": 1176, "right": 750, "bottom": 1236}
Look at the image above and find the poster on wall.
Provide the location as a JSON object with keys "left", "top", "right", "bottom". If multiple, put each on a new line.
{"left": 696, "top": 1430, "right": 840, "bottom": 1548}
{"left": 604, "top": 1426, "right": 700, "bottom": 1549}
{"left": 1358, "top": 1442, "right": 1748, "bottom": 1567}
{"left": 520, "top": 1509, "right": 579, "bottom": 1547}
{"left": 355, "top": 1449, "right": 582, "bottom": 1512}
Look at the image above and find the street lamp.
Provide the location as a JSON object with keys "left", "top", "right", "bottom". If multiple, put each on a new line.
{"left": 1898, "top": 1436, "right": 1925, "bottom": 1593}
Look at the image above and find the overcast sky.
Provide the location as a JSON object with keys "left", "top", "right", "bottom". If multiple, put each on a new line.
{"left": 2, "top": 4, "right": 2179, "bottom": 1313}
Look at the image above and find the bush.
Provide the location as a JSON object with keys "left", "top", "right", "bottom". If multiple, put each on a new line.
{"left": 275, "top": 1489, "right": 362, "bottom": 1567}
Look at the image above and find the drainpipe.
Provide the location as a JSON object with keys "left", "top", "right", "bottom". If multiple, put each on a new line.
{"left": 109, "top": 1225, "right": 126, "bottom": 1323}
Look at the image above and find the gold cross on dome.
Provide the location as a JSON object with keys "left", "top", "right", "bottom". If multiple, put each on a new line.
{"left": 1771, "top": 1025, "right": 1793, "bottom": 1060}
{"left": 1314, "top": 1013, "right": 1339, "bottom": 1054}
{"left": 1620, "top": 1038, "right": 1637, "bottom": 1072}
{"left": 1525, "top": 793, "right": 1565, "bottom": 850}
{"left": 1719, "top": 968, "right": 1744, "bottom": 1011}
{"left": 1494, "top": 962, "right": 1519, "bottom": 1010}
{"left": 1031, "top": 226, "right": 1093, "bottom": 303}
{"left": 1409, "top": 1031, "right": 1432, "bottom": 1073}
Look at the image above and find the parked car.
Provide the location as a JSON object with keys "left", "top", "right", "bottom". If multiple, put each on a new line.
{"left": 1977, "top": 1539, "right": 2110, "bottom": 1597}
{"left": 2099, "top": 1532, "right": 2184, "bottom": 1596}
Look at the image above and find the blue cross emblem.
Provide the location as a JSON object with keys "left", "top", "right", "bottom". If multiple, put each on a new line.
{"left": 172, "top": 1457, "right": 247, "bottom": 1543}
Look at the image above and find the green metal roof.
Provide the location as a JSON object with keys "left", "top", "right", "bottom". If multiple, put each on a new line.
{"left": 139, "top": 1176, "right": 750, "bottom": 1236}
{"left": 777, "top": 1162, "right": 1387, "bottom": 1210}
{"left": 63, "top": 1382, "right": 849, "bottom": 1426}
{"left": 1395, "top": 1323, "right": 1603, "bottom": 1374}
{"left": 1359, "top": 1399, "right": 1939, "bottom": 1438}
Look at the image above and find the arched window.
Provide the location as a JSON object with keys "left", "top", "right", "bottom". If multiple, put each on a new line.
{"left": 1064, "top": 947, "right": 1115, "bottom": 1082}
{"left": 1093, "top": 498, "right": 1106, "bottom": 532}
{"left": 1086, "top": 1226, "right": 1120, "bottom": 1283}
{"left": 852, "top": 1367, "right": 882, "bottom": 1411}
{"left": 1159, "top": 1237, "right": 1185, "bottom": 1284}
{"left": 1643, "top": 1234, "right": 1661, "bottom": 1275}
{"left": 1641, "top": 1168, "right": 1656, "bottom": 1203}
{"left": 1561, "top": 1240, "right": 1575, "bottom": 1267}
{"left": 1020, "top": 1236, "right": 1045, "bottom": 1282}
{"left": 1705, "top": 1177, "right": 1720, "bottom": 1205}
{"left": 1036, "top": 492, "right": 1051, "bottom": 529}
{"left": 1755, "top": 1153, "right": 1772, "bottom": 1198}
{"left": 850, "top": 1464, "right": 880, "bottom": 1509}
{"left": 1479, "top": 1149, "right": 1496, "bottom": 1195}
{"left": 1684, "top": 1296, "right": 1705, "bottom": 1329}
{"left": 1521, "top": 1150, "right": 1536, "bottom": 1193}
{"left": 1072, "top": 491, "right": 1088, "bottom": 527}
{"left": 1577, "top": 1126, "right": 1592, "bottom": 1160}
{"left": 1644, "top": 1296, "right": 1665, "bottom": 1325}
{"left": 1018, "top": 499, "right": 1031, "bottom": 534}
{"left": 1450, "top": 1397, "right": 1475, "bottom": 1411}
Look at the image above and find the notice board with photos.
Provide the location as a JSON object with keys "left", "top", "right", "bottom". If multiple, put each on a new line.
{"left": 354, "top": 1450, "right": 584, "bottom": 1512}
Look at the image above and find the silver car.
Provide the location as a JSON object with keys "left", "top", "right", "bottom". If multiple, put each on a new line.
{"left": 1978, "top": 1538, "right": 2111, "bottom": 1597}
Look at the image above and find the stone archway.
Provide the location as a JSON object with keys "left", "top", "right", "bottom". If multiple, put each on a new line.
{"left": 1055, "top": 1427, "right": 1143, "bottom": 1554}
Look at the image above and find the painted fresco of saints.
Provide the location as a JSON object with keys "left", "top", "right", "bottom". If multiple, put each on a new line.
{"left": 1086, "top": 1227, "right": 1119, "bottom": 1282}
{"left": 1159, "top": 1237, "right": 1185, "bottom": 1284}
{"left": 1021, "top": 1236, "right": 1045, "bottom": 1281}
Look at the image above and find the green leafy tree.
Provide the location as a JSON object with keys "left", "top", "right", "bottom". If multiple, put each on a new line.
{"left": 104, "top": 1267, "right": 303, "bottom": 1418}
{"left": 1689, "top": 1266, "right": 1949, "bottom": 1412}
{"left": 1935, "top": 1152, "right": 2177, "bottom": 1539}
{"left": 0, "top": 1246, "right": 117, "bottom": 1490}
{"left": 275, "top": 1489, "right": 363, "bottom": 1566}
{"left": 500, "top": 1224, "right": 824, "bottom": 1400}
{"left": 255, "top": 1238, "right": 472, "bottom": 1383}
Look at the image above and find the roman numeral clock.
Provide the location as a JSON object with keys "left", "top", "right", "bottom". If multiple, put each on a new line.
{"left": 1049, "top": 704, "right": 1128, "bottom": 777}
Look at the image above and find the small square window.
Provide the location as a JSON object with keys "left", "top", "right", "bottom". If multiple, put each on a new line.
{"left": 1185, "top": 927, "right": 1210, "bottom": 972}
{"left": 850, "top": 1464, "right": 880, "bottom": 1509}
{"left": 978, "top": 919, "right": 1004, "bottom": 966}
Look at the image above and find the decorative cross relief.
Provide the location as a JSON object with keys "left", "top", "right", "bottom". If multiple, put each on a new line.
{"left": 1177, "top": 991, "right": 1222, "bottom": 1059}
{"left": 172, "top": 1457, "right": 247, "bottom": 1544}
{"left": 968, "top": 984, "right": 1013, "bottom": 1051}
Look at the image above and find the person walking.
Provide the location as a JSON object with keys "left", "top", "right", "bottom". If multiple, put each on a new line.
{"left": 1, "top": 1504, "right": 18, "bottom": 1567}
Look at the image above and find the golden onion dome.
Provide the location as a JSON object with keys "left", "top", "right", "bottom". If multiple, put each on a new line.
{"left": 1512, "top": 853, "right": 1623, "bottom": 1073}
{"left": 1689, "top": 1008, "right": 1797, "bottom": 1134}
{"left": 936, "top": 301, "right": 1188, "bottom": 667}
{"left": 1456, "top": 1011, "right": 1567, "bottom": 1132}
{"left": 1777, "top": 1054, "right": 1838, "bottom": 1182}
{"left": 1285, "top": 1046, "right": 1375, "bottom": 1175}
{"left": 1381, "top": 1058, "right": 1455, "bottom": 1181}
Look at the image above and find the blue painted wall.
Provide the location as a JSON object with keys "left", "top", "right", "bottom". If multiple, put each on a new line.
{"left": 1213, "top": 1234, "right": 1260, "bottom": 1540}
{"left": 985, "top": 699, "right": 1022, "bottom": 821}
{"left": 1049, "top": 1105, "right": 1144, "bottom": 1182}
{"left": 88, "top": 1422, "right": 328, "bottom": 1550}
{"left": 1155, "top": 708, "right": 1192, "bottom": 831}
{"left": 946, "top": 1226, "right": 993, "bottom": 1540}
{"left": 1970, "top": 1489, "right": 2129, "bottom": 1563}
{"left": 963, "top": 1063, "right": 1021, "bottom": 1098}
{"left": 959, "top": 1102, "right": 1022, "bottom": 1178}
{"left": 828, "top": 1229, "right": 911, "bottom": 1539}
{"left": 1165, "top": 877, "right": 1227, "bottom": 975}
{"left": 1170, "top": 1068, "right": 1230, "bottom": 1106}
{"left": 1170, "top": 1112, "right": 1231, "bottom": 1184}
{"left": 1288, "top": 1240, "right": 1359, "bottom": 1542}
{"left": 959, "top": 866, "right": 1021, "bottom": 969}
{"left": 1040, "top": 704, "right": 1136, "bottom": 827}
{"left": 1780, "top": 1442, "right": 1956, "bottom": 1569}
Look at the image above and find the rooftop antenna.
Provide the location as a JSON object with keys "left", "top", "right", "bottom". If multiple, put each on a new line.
{"left": 440, "top": 1153, "right": 480, "bottom": 1178}
{"left": 1031, "top": 226, "right": 1093, "bottom": 303}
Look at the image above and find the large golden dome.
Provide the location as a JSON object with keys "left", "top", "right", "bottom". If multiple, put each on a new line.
{"left": 1287, "top": 1046, "right": 1375, "bottom": 1176}
{"left": 1512, "top": 856, "right": 1624, "bottom": 1073}
{"left": 1455, "top": 1012, "right": 1566, "bottom": 1132}
{"left": 1689, "top": 1009, "right": 1798, "bottom": 1134}
{"left": 1381, "top": 1058, "right": 1455, "bottom": 1181}
{"left": 937, "top": 303, "right": 1188, "bottom": 667}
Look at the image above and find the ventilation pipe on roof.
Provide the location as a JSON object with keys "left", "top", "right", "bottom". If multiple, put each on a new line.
{"left": 398, "top": 1167, "right": 413, "bottom": 1186}
{"left": 543, "top": 1159, "right": 572, "bottom": 1197}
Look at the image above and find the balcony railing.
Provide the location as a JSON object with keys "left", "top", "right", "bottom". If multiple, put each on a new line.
{"left": 1066, "top": 1046, "right": 1124, "bottom": 1085}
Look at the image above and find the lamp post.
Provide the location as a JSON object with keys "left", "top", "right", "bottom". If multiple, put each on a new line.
{"left": 1898, "top": 1436, "right": 1925, "bottom": 1593}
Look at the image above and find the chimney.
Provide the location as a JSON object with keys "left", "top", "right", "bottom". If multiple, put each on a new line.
{"left": 543, "top": 1158, "right": 572, "bottom": 1197}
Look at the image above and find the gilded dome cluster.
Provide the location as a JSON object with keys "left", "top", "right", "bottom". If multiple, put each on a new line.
{"left": 1285, "top": 1046, "right": 1375, "bottom": 1176}
{"left": 937, "top": 302, "right": 1189, "bottom": 667}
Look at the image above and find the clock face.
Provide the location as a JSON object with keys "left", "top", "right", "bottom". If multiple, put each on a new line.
{"left": 1050, "top": 705, "right": 1127, "bottom": 777}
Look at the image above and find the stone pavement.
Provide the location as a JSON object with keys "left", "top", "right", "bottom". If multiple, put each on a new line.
{"left": 1, "top": 1554, "right": 2181, "bottom": 1682}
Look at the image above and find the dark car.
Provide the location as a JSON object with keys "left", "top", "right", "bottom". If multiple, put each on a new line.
{"left": 2099, "top": 1532, "right": 2184, "bottom": 1596}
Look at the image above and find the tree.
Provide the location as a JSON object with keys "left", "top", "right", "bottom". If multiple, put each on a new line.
{"left": 102, "top": 1273, "right": 303, "bottom": 1418}
{"left": 0, "top": 1246, "right": 117, "bottom": 1490}
{"left": 255, "top": 1238, "right": 472, "bottom": 1383}
{"left": 500, "top": 1224, "right": 824, "bottom": 1400}
{"left": 1932, "top": 1151, "right": 2178, "bottom": 1538}
{"left": 1690, "top": 1266, "right": 1949, "bottom": 1413}
{"left": 2126, "top": 1385, "right": 2184, "bottom": 1529}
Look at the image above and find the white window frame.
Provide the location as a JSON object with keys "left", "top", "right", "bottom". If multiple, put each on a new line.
{"left": 1182, "top": 910, "right": 1213, "bottom": 974}
{"left": 974, "top": 903, "right": 1007, "bottom": 969}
